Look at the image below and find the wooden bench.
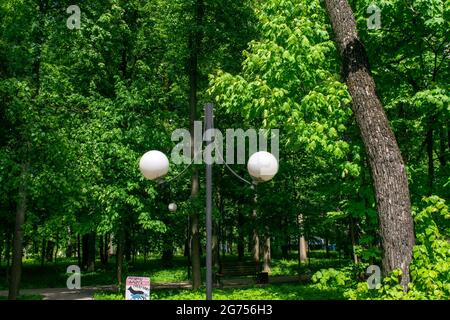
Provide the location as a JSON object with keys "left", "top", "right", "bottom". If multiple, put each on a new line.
{"left": 215, "top": 262, "right": 259, "bottom": 287}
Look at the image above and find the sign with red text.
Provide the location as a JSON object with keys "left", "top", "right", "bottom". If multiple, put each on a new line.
{"left": 125, "top": 277, "right": 150, "bottom": 300}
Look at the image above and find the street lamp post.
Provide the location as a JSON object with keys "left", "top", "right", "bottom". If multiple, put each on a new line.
{"left": 138, "top": 103, "right": 278, "bottom": 300}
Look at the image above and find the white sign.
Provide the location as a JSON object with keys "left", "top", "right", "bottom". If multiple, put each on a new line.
{"left": 125, "top": 277, "right": 150, "bottom": 300}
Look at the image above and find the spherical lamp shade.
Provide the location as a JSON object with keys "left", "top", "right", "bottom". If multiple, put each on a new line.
{"left": 168, "top": 203, "right": 177, "bottom": 212}
{"left": 247, "top": 151, "right": 279, "bottom": 182}
{"left": 139, "top": 150, "right": 169, "bottom": 180}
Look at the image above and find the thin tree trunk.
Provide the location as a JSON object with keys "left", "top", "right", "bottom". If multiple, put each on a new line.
{"left": 190, "top": 179, "right": 202, "bottom": 289}
{"left": 263, "top": 227, "right": 271, "bottom": 273}
{"left": 100, "top": 234, "right": 108, "bottom": 265}
{"left": 104, "top": 234, "right": 109, "bottom": 265}
{"left": 447, "top": 125, "right": 450, "bottom": 152}
{"left": 237, "top": 209, "right": 245, "bottom": 262}
{"left": 439, "top": 127, "right": 446, "bottom": 166}
{"left": 77, "top": 234, "right": 81, "bottom": 267}
{"left": 124, "top": 230, "right": 131, "bottom": 263}
{"left": 252, "top": 191, "right": 260, "bottom": 271}
{"left": 116, "top": 229, "right": 124, "bottom": 286}
{"left": 212, "top": 222, "right": 220, "bottom": 269}
{"left": 87, "top": 232, "right": 95, "bottom": 272}
{"left": 5, "top": 233, "right": 11, "bottom": 285}
{"left": 297, "top": 214, "right": 308, "bottom": 266}
{"left": 185, "top": 216, "right": 191, "bottom": 280}
{"left": 82, "top": 234, "right": 88, "bottom": 269}
{"left": 54, "top": 235, "right": 59, "bottom": 263}
{"left": 99, "top": 235, "right": 104, "bottom": 265}
{"left": 8, "top": 163, "right": 28, "bottom": 300}
{"left": 40, "top": 238, "right": 46, "bottom": 268}
{"left": 426, "top": 124, "right": 434, "bottom": 194}
{"left": 0, "top": 236, "right": 3, "bottom": 267}
{"left": 349, "top": 218, "right": 358, "bottom": 264}
{"left": 46, "top": 240, "right": 54, "bottom": 262}
{"left": 161, "top": 234, "right": 174, "bottom": 267}
{"left": 188, "top": 0, "right": 204, "bottom": 291}
{"left": 66, "top": 228, "right": 73, "bottom": 258}
{"left": 324, "top": 0, "right": 415, "bottom": 289}
{"left": 299, "top": 235, "right": 307, "bottom": 263}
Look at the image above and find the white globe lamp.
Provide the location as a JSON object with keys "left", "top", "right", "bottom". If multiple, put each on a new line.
{"left": 168, "top": 203, "right": 177, "bottom": 212}
{"left": 247, "top": 151, "right": 279, "bottom": 182}
{"left": 139, "top": 150, "right": 170, "bottom": 181}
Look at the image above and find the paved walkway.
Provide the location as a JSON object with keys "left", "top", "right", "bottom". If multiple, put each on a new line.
{"left": 0, "top": 275, "right": 306, "bottom": 300}
{"left": 0, "top": 285, "right": 117, "bottom": 300}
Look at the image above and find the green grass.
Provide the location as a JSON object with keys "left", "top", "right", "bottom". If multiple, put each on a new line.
{"left": 0, "top": 256, "right": 190, "bottom": 290}
{"left": 94, "top": 283, "right": 345, "bottom": 300}
{"left": 0, "top": 251, "right": 350, "bottom": 294}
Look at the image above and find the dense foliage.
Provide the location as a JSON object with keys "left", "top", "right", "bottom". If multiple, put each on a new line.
{"left": 0, "top": 0, "right": 448, "bottom": 300}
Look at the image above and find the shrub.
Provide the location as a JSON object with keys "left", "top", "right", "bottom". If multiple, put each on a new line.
{"left": 345, "top": 196, "right": 450, "bottom": 300}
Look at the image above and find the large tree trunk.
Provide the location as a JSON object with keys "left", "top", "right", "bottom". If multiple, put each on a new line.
{"left": 188, "top": 0, "right": 204, "bottom": 290}
{"left": 324, "top": 0, "right": 415, "bottom": 289}
{"left": 8, "top": 163, "right": 28, "bottom": 300}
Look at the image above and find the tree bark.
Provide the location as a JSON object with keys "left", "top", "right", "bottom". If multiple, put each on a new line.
{"left": 5, "top": 232, "right": 11, "bottom": 285}
{"left": 349, "top": 218, "right": 359, "bottom": 264}
{"left": 324, "top": 0, "right": 415, "bottom": 289}
{"left": 87, "top": 232, "right": 95, "bottom": 272}
{"left": 263, "top": 227, "right": 271, "bottom": 273}
{"left": 297, "top": 214, "right": 308, "bottom": 264}
{"left": 8, "top": 163, "right": 28, "bottom": 300}
{"left": 212, "top": 221, "right": 220, "bottom": 269}
{"left": 77, "top": 234, "right": 81, "bottom": 267}
{"left": 298, "top": 235, "right": 307, "bottom": 263}
{"left": 252, "top": 191, "right": 260, "bottom": 271}
{"left": 116, "top": 229, "right": 124, "bottom": 286}
{"left": 40, "top": 238, "right": 46, "bottom": 267}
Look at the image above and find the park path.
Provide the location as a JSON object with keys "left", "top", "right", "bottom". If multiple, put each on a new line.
{"left": 0, "top": 285, "right": 117, "bottom": 300}
{"left": 0, "top": 276, "right": 302, "bottom": 300}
